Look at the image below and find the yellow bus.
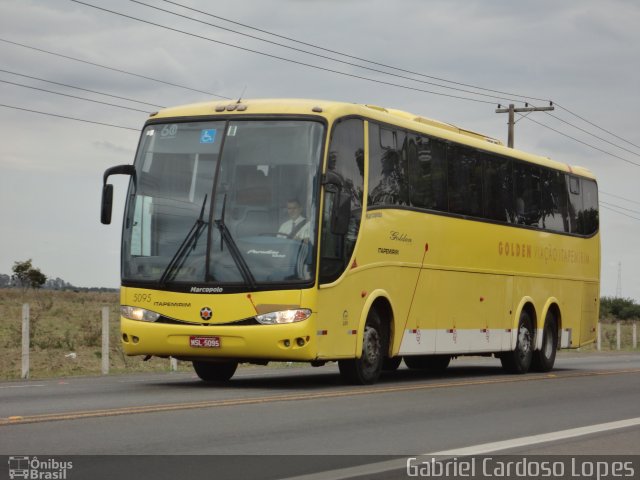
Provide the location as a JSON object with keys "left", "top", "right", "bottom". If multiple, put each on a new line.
{"left": 101, "top": 98, "right": 600, "bottom": 385}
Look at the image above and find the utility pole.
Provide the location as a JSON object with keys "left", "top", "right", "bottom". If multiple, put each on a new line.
{"left": 495, "top": 103, "right": 555, "bottom": 148}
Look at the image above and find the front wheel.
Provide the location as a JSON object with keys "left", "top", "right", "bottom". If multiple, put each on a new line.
{"left": 501, "top": 310, "right": 534, "bottom": 374}
{"left": 193, "top": 360, "right": 238, "bottom": 382}
{"left": 339, "top": 309, "right": 386, "bottom": 385}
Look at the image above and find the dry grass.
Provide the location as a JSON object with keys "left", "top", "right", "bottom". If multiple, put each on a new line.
{"left": 0, "top": 289, "right": 190, "bottom": 380}
{"left": 585, "top": 319, "right": 639, "bottom": 352}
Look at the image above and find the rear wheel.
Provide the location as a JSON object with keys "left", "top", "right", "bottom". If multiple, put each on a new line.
{"left": 339, "top": 309, "right": 386, "bottom": 385}
{"left": 193, "top": 360, "right": 238, "bottom": 382}
{"left": 531, "top": 312, "right": 558, "bottom": 372}
{"left": 501, "top": 310, "right": 534, "bottom": 374}
{"left": 404, "top": 355, "right": 450, "bottom": 373}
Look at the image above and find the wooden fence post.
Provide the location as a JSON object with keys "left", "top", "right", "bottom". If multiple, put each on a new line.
{"left": 21, "top": 303, "right": 30, "bottom": 379}
{"left": 102, "top": 306, "right": 110, "bottom": 375}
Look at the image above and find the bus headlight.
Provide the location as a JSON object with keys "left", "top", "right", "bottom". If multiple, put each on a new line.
{"left": 121, "top": 306, "right": 160, "bottom": 322}
{"left": 255, "top": 309, "right": 311, "bottom": 325}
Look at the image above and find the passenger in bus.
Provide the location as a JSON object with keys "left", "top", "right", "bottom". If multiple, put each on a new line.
{"left": 278, "top": 199, "right": 310, "bottom": 240}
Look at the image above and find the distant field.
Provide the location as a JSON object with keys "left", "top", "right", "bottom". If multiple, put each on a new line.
{"left": 0, "top": 289, "right": 637, "bottom": 380}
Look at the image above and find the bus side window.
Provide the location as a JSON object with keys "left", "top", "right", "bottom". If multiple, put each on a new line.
{"left": 579, "top": 178, "right": 599, "bottom": 235}
{"left": 448, "top": 146, "right": 482, "bottom": 217}
{"left": 514, "top": 162, "right": 542, "bottom": 227}
{"left": 567, "top": 174, "right": 581, "bottom": 234}
{"left": 368, "top": 123, "right": 409, "bottom": 207}
{"left": 482, "top": 154, "right": 512, "bottom": 222}
{"left": 408, "top": 135, "right": 447, "bottom": 211}
{"left": 540, "top": 168, "right": 569, "bottom": 232}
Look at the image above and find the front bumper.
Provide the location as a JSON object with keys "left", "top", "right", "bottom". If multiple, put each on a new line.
{"left": 120, "top": 316, "right": 318, "bottom": 361}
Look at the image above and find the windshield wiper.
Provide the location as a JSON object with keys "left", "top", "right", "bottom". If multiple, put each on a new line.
{"left": 160, "top": 195, "right": 208, "bottom": 285}
{"left": 214, "top": 194, "right": 257, "bottom": 289}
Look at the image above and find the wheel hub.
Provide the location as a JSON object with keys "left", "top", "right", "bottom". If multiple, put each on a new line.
{"left": 362, "top": 326, "right": 380, "bottom": 367}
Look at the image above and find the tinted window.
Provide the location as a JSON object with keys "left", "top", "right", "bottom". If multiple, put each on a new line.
{"left": 483, "top": 154, "right": 513, "bottom": 222}
{"left": 540, "top": 169, "right": 569, "bottom": 232}
{"left": 408, "top": 135, "right": 448, "bottom": 211}
{"left": 448, "top": 146, "right": 482, "bottom": 217}
{"left": 366, "top": 121, "right": 597, "bottom": 237}
{"left": 514, "top": 163, "right": 542, "bottom": 226}
{"left": 567, "top": 175, "right": 581, "bottom": 233}
{"left": 580, "top": 178, "right": 599, "bottom": 235}
{"left": 368, "top": 123, "right": 409, "bottom": 206}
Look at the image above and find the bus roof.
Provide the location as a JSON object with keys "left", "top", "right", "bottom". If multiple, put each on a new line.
{"left": 150, "top": 98, "right": 596, "bottom": 180}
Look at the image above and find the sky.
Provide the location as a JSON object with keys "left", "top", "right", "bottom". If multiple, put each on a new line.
{"left": 1, "top": 0, "right": 639, "bottom": 298}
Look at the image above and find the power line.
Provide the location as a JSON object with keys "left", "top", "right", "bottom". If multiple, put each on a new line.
{"left": 69, "top": 0, "right": 497, "bottom": 105}
{"left": 544, "top": 111, "right": 640, "bottom": 158}
{"left": 159, "top": 0, "right": 640, "bottom": 163}
{"left": 157, "top": 0, "right": 551, "bottom": 104}
{"left": 600, "top": 191, "right": 640, "bottom": 207}
{"left": 517, "top": 114, "right": 640, "bottom": 168}
{"left": 555, "top": 103, "right": 640, "bottom": 152}
{"left": 98, "top": 1, "right": 640, "bottom": 166}
{"left": 600, "top": 201, "right": 640, "bottom": 216}
{"left": 142, "top": 0, "right": 640, "bottom": 167}
{"left": 4, "top": 4, "right": 637, "bottom": 183}
{"left": 4, "top": 19, "right": 634, "bottom": 171}
{"left": 0, "top": 68, "right": 165, "bottom": 108}
{"left": 0, "top": 103, "right": 139, "bottom": 131}
{"left": 130, "top": 0, "right": 530, "bottom": 105}
{"left": 0, "top": 37, "right": 230, "bottom": 100}
{"left": 601, "top": 204, "right": 640, "bottom": 222}
{"left": 0, "top": 78, "right": 152, "bottom": 113}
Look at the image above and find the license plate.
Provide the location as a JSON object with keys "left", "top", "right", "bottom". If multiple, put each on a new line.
{"left": 189, "top": 336, "right": 221, "bottom": 348}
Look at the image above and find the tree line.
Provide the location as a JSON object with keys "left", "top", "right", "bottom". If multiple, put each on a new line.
{"left": 600, "top": 297, "right": 640, "bottom": 321}
{"left": 0, "top": 259, "right": 116, "bottom": 292}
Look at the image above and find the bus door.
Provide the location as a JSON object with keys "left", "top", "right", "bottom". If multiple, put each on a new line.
{"left": 316, "top": 119, "right": 365, "bottom": 358}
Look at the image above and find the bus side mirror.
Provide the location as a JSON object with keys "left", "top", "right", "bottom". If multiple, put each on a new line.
{"left": 101, "top": 164, "right": 136, "bottom": 225}
{"left": 330, "top": 190, "right": 351, "bottom": 235}
{"left": 101, "top": 184, "right": 114, "bottom": 225}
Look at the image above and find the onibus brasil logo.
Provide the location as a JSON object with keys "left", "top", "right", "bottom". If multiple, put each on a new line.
{"left": 8, "top": 456, "right": 73, "bottom": 479}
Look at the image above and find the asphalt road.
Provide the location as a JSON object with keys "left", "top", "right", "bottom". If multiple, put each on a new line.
{"left": 1, "top": 353, "right": 639, "bottom": 480}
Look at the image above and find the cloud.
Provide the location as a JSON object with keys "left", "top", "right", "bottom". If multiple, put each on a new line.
{"left": 92, "top": 140, "right": 135, "bottom": 155}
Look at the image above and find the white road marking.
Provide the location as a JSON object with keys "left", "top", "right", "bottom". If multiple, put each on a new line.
{"left": 428, "top": 417, "right": 640, "bottom": 456}
{"left": 0, "top": 384, "right": 45, "bottom": 389}
{"left": 280, "top": 417, "right": 640, "bottom": 480}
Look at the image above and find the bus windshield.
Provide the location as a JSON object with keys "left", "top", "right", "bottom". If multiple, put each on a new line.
{"left": 122, "top": 119, "right": 324, "bottom": 289}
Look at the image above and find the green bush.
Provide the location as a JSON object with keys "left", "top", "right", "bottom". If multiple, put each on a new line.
{"left": 600, "top": 297, "right": 640, "bottom": 320}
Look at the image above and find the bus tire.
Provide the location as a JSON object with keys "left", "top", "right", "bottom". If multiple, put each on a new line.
{"left": 404, "top": 355, "right": 450, "bottom": 372}
{"left": 338, "top": 309, "right": 385, "bottom": 385}
{"left": 501, "top": 310, "right": 534, "bottom": 374}
{"left": 192, "top": 360, "right": 238, "bottom": 382}
{"left": 531, "top": 312, "right": 558, "bottom": 372}
{"left": 382, "top": 356, "right": 402, "bottom": 371}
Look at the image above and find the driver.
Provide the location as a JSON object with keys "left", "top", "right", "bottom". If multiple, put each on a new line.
{"left": 278, "top": 199, "right": 310, "bottom": 241}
